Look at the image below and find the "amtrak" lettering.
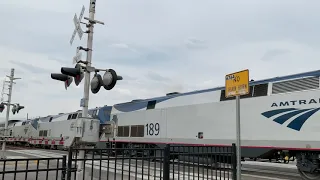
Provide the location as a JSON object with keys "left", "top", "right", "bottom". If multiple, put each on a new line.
{"left": 271, "top": 98, "right": 320, "bottom": 107}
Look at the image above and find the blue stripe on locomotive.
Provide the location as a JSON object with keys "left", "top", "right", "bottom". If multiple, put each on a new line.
{"left": 113, "top": 97, "right": 173, "bottom": 112}
{"left": 98, "top": 106, "right": 112, "bottom": 124}
{"left": 88, "top": 106, "right": 113, "bottom": 124}
{"left": 112, "top": 69, "right": 320, "bottom": 113}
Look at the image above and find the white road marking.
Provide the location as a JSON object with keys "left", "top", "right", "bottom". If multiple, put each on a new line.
{"left": 242, "top": 174, "right": 292, "bottom": 180}
{"left": 8, "top": 150, "right": 65, "bottom": 158}
{"left": 242, "top": 161, "right": 296, "bottom": 169}
{"left": 2, "top": 156, "right": 26, "bottom": 159}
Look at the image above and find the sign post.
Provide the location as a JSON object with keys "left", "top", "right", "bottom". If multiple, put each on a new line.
{"left": 225, "top": 69, "right": 249, "bottom": 180}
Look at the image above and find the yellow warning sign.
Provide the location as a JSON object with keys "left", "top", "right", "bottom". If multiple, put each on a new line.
{"left": 225, "top": 69, "right": 249, "bottom": 98}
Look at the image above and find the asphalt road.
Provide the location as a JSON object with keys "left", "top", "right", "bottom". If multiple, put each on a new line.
{"left": 0, "top": 148, "right": 303, "bottom": 180}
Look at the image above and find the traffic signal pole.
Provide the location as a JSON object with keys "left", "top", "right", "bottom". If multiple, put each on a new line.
{"left": 1, "top": 68, "right": 21, "bottom": 159}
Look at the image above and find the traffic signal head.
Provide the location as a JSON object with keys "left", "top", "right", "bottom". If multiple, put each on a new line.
{"left": 0, "top": 103, "right": 5, "bottom": 113}
{"left": 51, "top": 73, "right": 68, "bottom": 81}
{"left": 12, "top": 104, "right": 16, "bottom": 114}
{"left": 51, "top": 73, "right": 73, "bottom": 90}
{"left": 12, "top": 103, "right": 24, "bottom": 115}
{"left": 64, "top": 76, "right": 73, "bottom": 90}
{"left": 16, "top": 103, "right": 24, "bottom": 113}
{"left": 61, "top": 63, "right": 84, "bottom": 86}
{"left": 74, "top": 64, "right": 84, "bottom": 86}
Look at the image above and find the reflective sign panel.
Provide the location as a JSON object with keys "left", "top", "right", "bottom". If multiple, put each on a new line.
{"left": 225, "top": 69, "right": 249, "bottom": 98}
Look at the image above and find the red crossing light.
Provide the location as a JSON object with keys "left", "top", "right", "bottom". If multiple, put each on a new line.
{"left": 0, "top": 103, "right": 5, "bottom": 113}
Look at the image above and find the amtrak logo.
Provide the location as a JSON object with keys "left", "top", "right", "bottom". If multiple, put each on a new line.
{"left": 271, "top": 98, "right": 320, "bottom": 107}
{"left": 261, "top": 108, "right": 320, "bottom": 131}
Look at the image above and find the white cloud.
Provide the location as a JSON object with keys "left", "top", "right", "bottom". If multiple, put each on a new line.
{"left": 1, "top": 0, "right": 320, "bottom": 122}
{"left": 109, "top": 43, "right": 130, "bottom": 49}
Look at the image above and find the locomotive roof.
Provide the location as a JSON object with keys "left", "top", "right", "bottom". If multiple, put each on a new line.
{"left": 114, "top": 69, "right": 320, "bottom": 106}
{"left": 0, "top": 119, "right": 23, "bottom": 126}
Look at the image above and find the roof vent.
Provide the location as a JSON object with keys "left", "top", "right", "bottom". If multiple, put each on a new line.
{"left": 166, "top": 92, "right": 180, "bottom": 96}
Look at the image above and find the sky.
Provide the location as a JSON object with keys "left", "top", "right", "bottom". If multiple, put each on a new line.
{"left": 0, "top": 0, "right": 320, "bottom": 121}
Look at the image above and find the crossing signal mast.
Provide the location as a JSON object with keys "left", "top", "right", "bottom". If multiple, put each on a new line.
{"left": 50, "top": 1, "right": 123, "bottom": 179}
{"left": 0, "top": 68, "right": 24, "bottom": 159}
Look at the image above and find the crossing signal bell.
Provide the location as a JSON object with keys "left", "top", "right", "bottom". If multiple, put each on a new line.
{"left": 0, "top": 103, "right": 5, "bottom": 113}
{"left": 12, "top": 103, "right": 24, "bottom": 115}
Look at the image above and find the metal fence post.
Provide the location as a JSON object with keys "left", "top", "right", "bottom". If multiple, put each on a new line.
{"left": 163, "top": 144, "right": 170, "bottom": 180}
{"left": 67, "top": 147, "right": 73, "bottom": 180}
{"left": 232, "top": 143, "right": 237, "bottom": 180}
{"left": 61, "top": 155, "right": 67, "bottom": 180}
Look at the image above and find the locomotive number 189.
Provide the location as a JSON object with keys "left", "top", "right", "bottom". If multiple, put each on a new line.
{"left": 145, "top": 123, "right": 160, "bottom": 136}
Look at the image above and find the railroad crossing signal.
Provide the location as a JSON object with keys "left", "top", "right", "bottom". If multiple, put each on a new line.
{"left": 102, "top": 69, "right": 122, "bottom": 90}
{"left": 61, "top": 63, "right": 84, "bottom": 86}
{"left": 0, "top": 103, "right": 4, "bottom": 113}
{"left": 91, "top": 69, "right": 123, "bottom": 94}
{"left": 70, "top": 5, "right": 85, "bottom": 45}
{"left": 51, "top": 62, "right": 123, "bottom": 92}
{"left": 91, "top": 73, "right": 103, "bottom": 94}
{"left": 11, "top": 103, "right": 24, "bottom": 115}
{"left": 51, "top": 73, "right": 74, "bottom": 90}
{"left": 51, "top": 63, "right": 83, "bottom": 89}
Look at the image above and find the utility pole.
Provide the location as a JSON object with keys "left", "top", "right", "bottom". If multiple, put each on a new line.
{"left": 0, "top": 68, "right": 22, "bottom": 159}
{"left": 0, "top": 78, "right": 6, "bottom": 102}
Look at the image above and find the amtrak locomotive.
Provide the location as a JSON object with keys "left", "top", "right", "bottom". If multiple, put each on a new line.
{"left": 2, "top": 69, "right": 320, "bottom": 179}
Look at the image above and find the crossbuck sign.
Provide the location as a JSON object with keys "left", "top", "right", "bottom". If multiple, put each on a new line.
{"left": 70, "top": 5, "right": 85, "bottom": 45}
